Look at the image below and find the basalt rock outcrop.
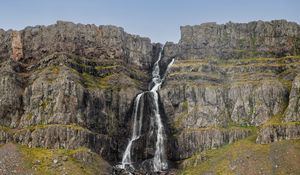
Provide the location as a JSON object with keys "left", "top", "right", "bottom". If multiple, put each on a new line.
{"left": 1, "top": 20, "right": 300, "bottom": 174}
{"left": 0, "top": 21, "right": 160, "bottom": 164}
{"left": 160, "top": 20, "right": 300, "bottom": 160}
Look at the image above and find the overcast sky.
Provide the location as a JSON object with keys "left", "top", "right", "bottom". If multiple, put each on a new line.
{"left": 0, "top": 0, "right": 299, "bottom": 43}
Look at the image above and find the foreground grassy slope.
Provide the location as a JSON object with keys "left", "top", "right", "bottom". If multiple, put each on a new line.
{"left": 180, "top": 135, "right": 300, "bottom": 175}
{"left": 0, "top": 143, "right": 111, "bottom": 175}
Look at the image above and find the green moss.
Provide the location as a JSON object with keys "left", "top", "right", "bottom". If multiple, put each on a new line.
{"left": 0, "top": 125, "right": 12, "bottom": 132}
{"left": 229, "top": 79, "right": 292, "bottom": 89}
{"left": 183, "top": 125, "right": 256, "bottom": 133}
{"left": 174, "top": 112, "right": 189, "bottom": 129}
{"left": 263, "top": 121, "right": 300, "bottom": 127}
{"left": 283, "top": 55, "right": 300, "bottom": 59}
{"left": 26, "top": 113, "right": 34, "bottom": 120}
{"left": 171, "top": 60, "right": 208, "bottom": 68}
{"left": 40, "top": 98, "right": 51, "bottom": 110}
{"left": 45, "top": 66, "right": 61, "bottom": 83}
{"left": 182, "top": 100, "right": 189, "bottom": 111}
{"left": 20, "top": 145, "right": 54, "bottom": 175}
{"left": 220, "top": 55, "right": 300, "bottom": 66}
{"left": 169, "top": 72, "right": 221, "bottom": 80}
{"left": 95, "top": 65, "right": 117, "bottom": 70}
{"left": 78, "top": 63, "right": 92, "bottom": 69}
{"left": 15, "top": 124, "right": 86, "bottom": 133}
{"left": 262, "top": 114, "right": 285, "bottom": 127}
{"left": 233, "top": 49, "right": 247, "bottom": 53}
{"left": 81, "top": 72, "right": 111, "bottom": 89}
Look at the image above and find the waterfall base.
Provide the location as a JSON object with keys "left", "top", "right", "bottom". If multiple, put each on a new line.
{"left": 113, "top": 159, "right": 176, "bottom": 175}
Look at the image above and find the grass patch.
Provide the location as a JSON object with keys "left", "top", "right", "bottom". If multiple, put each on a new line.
{"left": 26, "top": 113, "right": 34, "bottom": 120}
{"left": 262, "top": 114, "right": 285, "bottom": 127}
{"left": 182, "top": 125, "right": 256, "bottom": 133}
{"left": 18, "top": 145, "right": 110, "bottom": 175}
{"left": 180, "top": 135, "right": 300, "bottom": 175}
{"left": 0, "top": 125, "right": 12, "bottom": 132}
{"left": 95, "top": 65, "right": 117, "bottom": 70}
{"left": 15, "top": 124, "right": 86, "bottom": 133}
{"left": 171, "top": 60, "right": 208, "bottom": 68}
{"left": 169, "top": 72, "right": 221, "bottom": 80}
{"left": 81, "top": 72, "right": 111, "bottom": 89}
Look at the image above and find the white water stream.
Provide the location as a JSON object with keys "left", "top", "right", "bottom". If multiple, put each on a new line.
{"left": 119, "top": 46, "right": 175, "bottom": 172}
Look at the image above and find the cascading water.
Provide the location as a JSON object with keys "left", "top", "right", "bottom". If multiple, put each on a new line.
{"left": 118, "top": 45, "right": 175, "bottom": 173}
{"left": 120, "top": 93, "right": 144, "bottom": 168}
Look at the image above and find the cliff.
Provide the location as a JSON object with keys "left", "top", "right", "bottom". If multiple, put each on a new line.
{"left": 159, "top": 20, "right": 300, "bottom": 174}
{"left": 0, "top": 20, "right": 300, "bottom": 174}
{"left": 0, "top": 21, "right": 160, "bottom": 174}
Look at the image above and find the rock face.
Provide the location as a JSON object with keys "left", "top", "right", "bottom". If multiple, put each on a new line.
{"left": 284, "top": 75, "right": 300, "bottom": 122}
{"left": 1, "top": 20, "right": 300, "bottom": 174}
{"left": 21, "top": 21, "right": 155, "bottom": 70}
{"left": 160, "top": 20, "right": 300, "bottom": 160}
{"left": 170, "top": 128, "right": 252, "bottom": 160}
{"left": 256, "top": 124, "right": 300, "bottom": 144}
{"left": 0, "top": 21, "right": 159, "bottom": 164}
{"left": 168, "top": 20, "right": 300, "bottom": 60}
{"left": 11, "top": 31, "right": 23, "bottom": 61}
{"left": 256, "top": 75, "right": 300, "bottom": 144}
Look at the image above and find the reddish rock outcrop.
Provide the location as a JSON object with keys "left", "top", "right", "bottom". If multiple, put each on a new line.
{"left": 11, "top": 31, "right": 23, "bottom": 61}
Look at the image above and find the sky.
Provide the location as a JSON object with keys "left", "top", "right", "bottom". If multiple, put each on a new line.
{"left": 0, "top": 0, "right": 299, "bottom": 43}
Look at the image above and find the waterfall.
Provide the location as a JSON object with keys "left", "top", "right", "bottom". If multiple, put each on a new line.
{"left": 151, "top": 90, "right": 167, "bottom": 171}
{"left": 119, "top": 45, "right": 175, "bottom": 172}
{"left": 150, "top": 49, "right": 174, "bottom": 172}
{"left": 120, "top": 93, "right": 144, "bottom": 168}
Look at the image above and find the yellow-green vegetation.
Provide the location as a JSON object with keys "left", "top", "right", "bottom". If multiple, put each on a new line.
{"left": 45, "top": 66, "right": 61, "bottom": 83}
{"left": 173, "top": 100, "right": 192, "bottom": 130}
{"left": 230, "top": 79, "right": 292, "bottom": 89}
{"left": 0, "top": 125, "right": 12, "bottom": 132}
{"left": 183, "top": 125, "right": 256, "bottom": 133}
{"left": 169, "top": 72, "right": 221, "bottom": 80}
{"left": 174, "top": 111, "right": 189, "bottom": 129}
{"left": 182, "top": 100, "right": 189, "bottom": 111}
{"left": 40, "top": 98, "right": 51, "bottom": 110}
{"left": 81, "top": 72, "right": 112, "bottom": 89}
{"left": 26, "top": 113, "right": 34, "bottom": 120}
{"left": 168, "top": 56, "right": 300, "bottom": 90}
{"left": 172, "top": 56, "right": 300, "bottom": 69}
{"left": 49, "top": 66, "right": 60, "bottom": 75}
{"left": 81, "top": 70, "right": 143, "bottom": 90}
{"left": 262, "top": 114, "right": 285, "bottom": 127}
{"left": 180, "top": 135, "right": 300, "bottom": 175}
{"left": 261, "top": 112, "right": 300, "bottom": 128}
{"left": 95, "top": 65, "right": 117, "bottom": 70}
{"left": 219, "top": 55, "right": 300, "bottom": 68}
{"left": 14, "top": 124, "right": 87, "bottom": 133}
{"left": 19, "top": 145, "right": 110, "bottom": 175}
{"left": 171, "top": 59, "right": 208, "bottom": 68}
